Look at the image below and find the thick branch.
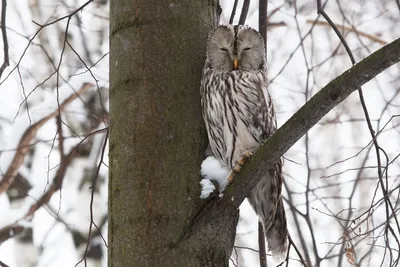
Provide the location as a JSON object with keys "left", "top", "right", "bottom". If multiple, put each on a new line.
{"left": 0, "top": 260, "right": 9, "bottom": 267}
{"left": 187, "top": 38, "right": 400, "bottom": 243}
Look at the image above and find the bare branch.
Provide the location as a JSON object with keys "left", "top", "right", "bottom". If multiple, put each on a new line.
{"left": 395, "top": 0, "right": 400, "bottom": 14}
{"left": 56, "top": 115, "right": 65, "bottom": 157}
{"left": 31, "top": 0, "right": 93, "bottom": 28}
{"left": 317, "top": 2, "right": 400, "bottom": 263}
{"left": 0, "top": 83, "right": 93, "bottom": 195}
{"left": 229, "top": 0, "right": 239, "bottom": 24}
{"left": 0, "top": 0, "right": 9, "bottom": 78}
{"left": 288, "top": 234, "right": 308, "bottom": 266}
{"left": 25, "top": 144, "right": 77, "bottom": 219}
{"left": 258, "top": 222, "right": 267, "bottom": 267}
{"left": 0, "top": 127, "right": 107, "bottom": 244}
{"left": 76, "top": 128, "right": 109, "bottom": 266}
{"left": 0, "top": 0, "right": 93, "bottom": 86}
{"left": 238, "top": 0, "right": 250, "bottom": 25}
{"left": 267, "top": 20, "right": 387, "bottom": 45}
{"left": 259, "top": 0, "right": 267, "bottom": 51}
{"left": 258, "top": 2, "right": 268, "bottom": 266}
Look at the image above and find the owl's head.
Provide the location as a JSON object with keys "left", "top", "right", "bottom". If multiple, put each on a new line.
{"left": 206, "top": 25, "right": 265, "bottom": 72}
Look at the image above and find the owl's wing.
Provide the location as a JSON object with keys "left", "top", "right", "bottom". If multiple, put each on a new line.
{"left": 200, "top": 63, "right": 227, "bottom": 162}
{"left": 254, "top": 83, "right": 277, "bottom": 140}
{"left": 248, "top": 79, "right": 288, "bottom": 255}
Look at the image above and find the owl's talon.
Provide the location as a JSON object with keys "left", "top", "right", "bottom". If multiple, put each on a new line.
{"left": 228, "top": 163, "right": 242, "bottom": 182}
{"left": 228, "top": 171, "right": 236, "bottom": 182}
{"left": 243, "top": 151, "right": 254, "bottom": 159}
{"left": 228, "top": 151, "right": 254, "bottom": 182}
{"left": 233, "top": 164, "right": 242, "bottom": 173}
{"left": 235, "top": 151, "right": 254, "bottom": 168}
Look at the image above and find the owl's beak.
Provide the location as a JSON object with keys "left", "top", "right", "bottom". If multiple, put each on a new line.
{"left": 233, "top": 58, "right": 239, "bottom": 70}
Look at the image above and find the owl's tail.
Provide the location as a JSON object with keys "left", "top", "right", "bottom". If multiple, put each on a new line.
{"left": 265, "top": 197, "right": 288, "bottom": 258}
{"left": 248, "top": 165, "right": 288, "bottom": 258}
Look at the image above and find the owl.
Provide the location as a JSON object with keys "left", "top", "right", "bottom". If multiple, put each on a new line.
{"left": 200, "top": 25, "right": 288, "bottom": 255}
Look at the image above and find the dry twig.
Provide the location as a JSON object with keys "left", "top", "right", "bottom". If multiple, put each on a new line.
{"left": 0, "top": 83, "right": 93, "bottom": 195}
{"left": 0, "top": 0, "right": 9, "bottom": 78}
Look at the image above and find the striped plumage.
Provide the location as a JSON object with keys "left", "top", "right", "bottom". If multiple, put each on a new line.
{"left": 200, "top": 25, "right": 288, "bottom": 255}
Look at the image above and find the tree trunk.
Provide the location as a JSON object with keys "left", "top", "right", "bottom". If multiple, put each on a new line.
{"left": 109, "top": 1, "right": 239, "bottom": 266}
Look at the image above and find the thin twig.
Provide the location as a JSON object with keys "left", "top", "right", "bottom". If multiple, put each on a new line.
{"left": 31, "top": 0, "right": 92, "bottom": 28}
{"left": 267, "top": 20, "right": 386, "bottom": 45}
{"left": 396, "top": 0, "right": 400, "bottom": 13}
{"left": 238, "top": 0, "right": 250, "bottom": 25}
{"left": 276, "top": 241, "right": 291, "bottom": 267}
{"left": 0, "top": 83, "right": 93, "bottom": 195}
{"left": 0, "top": 0, "right": 92, "bottom": 85}
{"left": 0, "top": 147, "right": 77, "bottom": 243}
{"left": 317, "top": 1, "right": 400, "bottom": 265}
{"left": 229, "top": 0, "right": 239, "bottom": 24}
{"left": 56, "top": 115, "right": 65, "bottom": 157}
{"left": 26, "top": 144, "right": 78, "bottom": 218}
{"left": 0, "top": 0, "right": 9, "bottom": 78}
{"left": 288, "top": 234, "right": 308, "bottom": 266}
{"left": 0, "top": 126, "right": 107, "bottom": 244}
{"left": 258, "top": 222, "right": 267, "bottom": 267}
{"left": 75, "top": 129, "right": 109, "bottom": 267}
{"left": 259, "top": 1, "right": 268, "bottom": 264}
{"left": 259, "top": 0, "right": 268, "bottom": 52}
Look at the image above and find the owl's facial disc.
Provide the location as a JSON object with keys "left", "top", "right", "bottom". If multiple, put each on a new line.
{"left": 206, "top": 26, "right": 235, "bottom": 72}
{"left": 235, "top": 29, "right": 265, "bottom": 71}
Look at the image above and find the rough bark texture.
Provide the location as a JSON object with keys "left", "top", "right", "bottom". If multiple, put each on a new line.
{"left": 109, "top": 1, "right": 236, "bottom": 267}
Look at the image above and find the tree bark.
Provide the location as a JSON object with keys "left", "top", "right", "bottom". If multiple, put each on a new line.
{"left": 109, "top": 1, "right": 231, "bottom": 266}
